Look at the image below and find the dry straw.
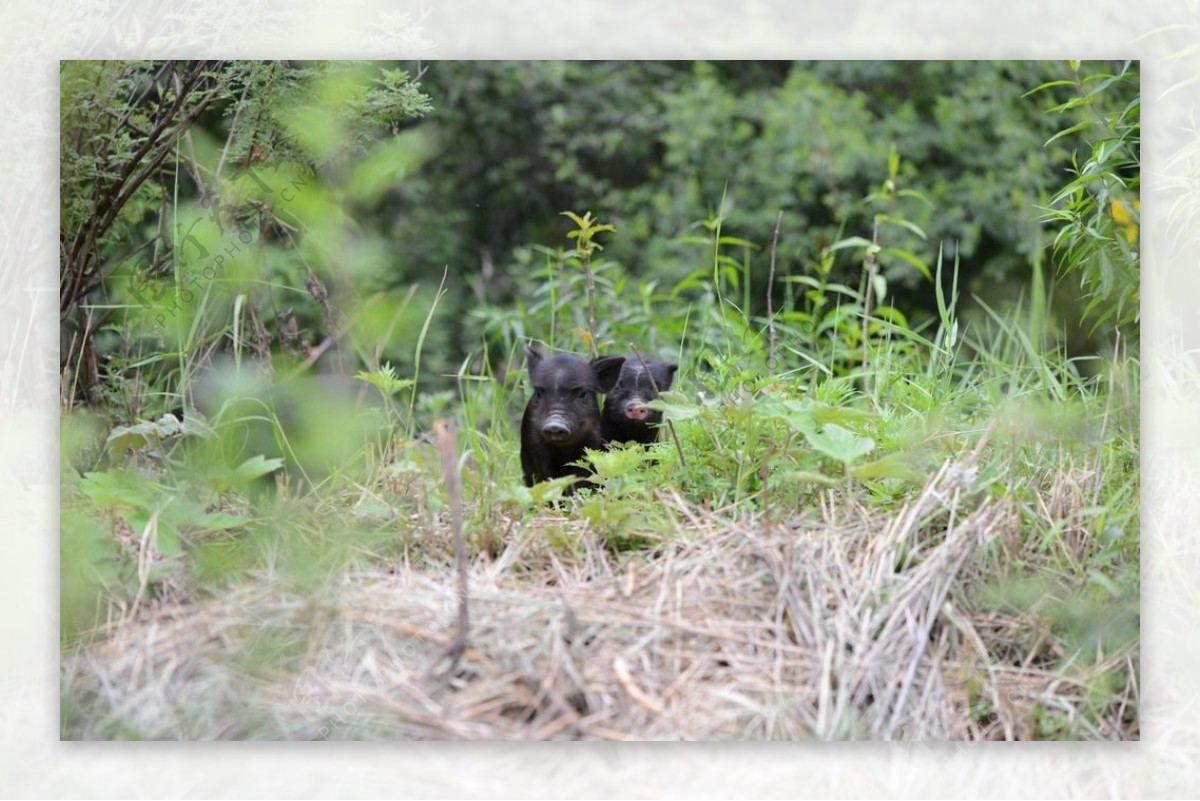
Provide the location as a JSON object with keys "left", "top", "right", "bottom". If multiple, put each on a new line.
{"left": 62, "top": 449, "right": 1136, "bottom": 741}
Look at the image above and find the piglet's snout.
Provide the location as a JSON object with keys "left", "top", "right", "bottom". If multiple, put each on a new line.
{"left": 541, "top": 412, "right": 574, "bottom": 441}
{"left": 623, "top": 401, "right": 651, "bottom": 421}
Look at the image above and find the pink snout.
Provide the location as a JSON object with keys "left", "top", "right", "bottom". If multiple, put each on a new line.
{"left": 624, "top": 403, "right": 650, "bottom": 421}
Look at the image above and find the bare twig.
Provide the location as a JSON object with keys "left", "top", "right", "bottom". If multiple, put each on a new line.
{"left": 767, "top": 210, "right": 783, "bottom": 376}
{"left": 582, "top": 248, "right": 598, "bottom": 359}
{"left": 861, "top": 214, "right": 882, "bottom": 396}
{"left": 423, "top": 418, "right": 469, "bottom": 682}
{"left": 613, "top": 656, "right": 664, "bottom": 715}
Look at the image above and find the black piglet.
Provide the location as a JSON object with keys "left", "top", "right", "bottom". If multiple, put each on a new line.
{"left": 601, "top": 357, "right": 678, "bottom": 446}
{"left": 520, "top": 345, "right": 625, "bottom": 494}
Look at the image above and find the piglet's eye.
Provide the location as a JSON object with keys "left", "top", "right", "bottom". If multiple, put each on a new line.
{"left": 577, "top": 389, "right": 591, "bottom": 401}
{"left": 533, "top": 387, "right": 545, "bottom": 400}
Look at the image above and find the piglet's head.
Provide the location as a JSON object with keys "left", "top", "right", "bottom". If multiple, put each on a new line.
{"left": 525, "top": 345, "right": 624, "bottom": 444}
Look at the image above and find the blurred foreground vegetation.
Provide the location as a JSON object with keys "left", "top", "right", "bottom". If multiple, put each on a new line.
{"left": 60, "top": 60, "right": 1138, "bottom": 740}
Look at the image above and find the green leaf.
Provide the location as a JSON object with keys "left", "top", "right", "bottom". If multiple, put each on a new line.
{"left": 879, "top": 215, "right": 927, "bottom": 240}
{"left": 1023, "top": 79, "right": 1078, "bottom": 98}
{"left": 356, "top": 364, "right": 414, "bottom": 396}
{"left": 896, "top": 188, "right": 934, "bottom": 208}
{"left": 530, "top": 476, "right": 574, "bottom": 505}
{"left": 1044, "top": 120, "right": 1092, "bottom": 147}
{"left": 647, "top": 397, "right": 702, "bottom": 422}
{"left": 809, "top": 402, "right": 875, "bottom": 427}
{"left": 872, "top": 274, "right": 888, "bottom": 304}
{"left": 783, "top": 275, "right": 822, "bottom": 290}
{"left": 805, "top": 423, "right": 876, "bottom": 466}
{"left": 105, "top": 414, "right": 185, "bottom": 458}
{"left": 155, "top": 521, "right": 182, "bottom": 558}
{"left": 828, "top": 236, "right": 874, "bottom": 252}
{"left": 560, "top": 210, "right": 586, "bottom": 228}
{"left": 233, "top": 455, "right": 285, "bottom": 484}
{"left": 885, "top": 247, "right": 933, "bottom": 281}
{"left": 716, "top": 236, "right": 759, "bottom": 248}
{"left": 79, "top": 470, "right": 149, "bottom": 509}
{"left": 872, "top": 305, "right": 910, "bottom": 328}
{"left": 852, "top": 452, "right": 923, "bottom": 482}
{"left": 778, "top": 470, "right": 838, "bottom": 486}
{"left": 127, "top": 507, "right": 182, "bottom": 558}
{"left": 588, "top": 444, "right": 655, "bottom": 479}
{"left": 757, "top": 399, "right": 817, "bottom": 436}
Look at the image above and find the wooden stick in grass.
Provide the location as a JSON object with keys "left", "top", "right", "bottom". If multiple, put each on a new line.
{"left": 423, "top": 418, "right": 469, "bottom": 681}
{"left": 861, "top": 214, "right": 881, "bottom": 397}
{"left": 767, "top": 210, "right": 782, "bottom": 377}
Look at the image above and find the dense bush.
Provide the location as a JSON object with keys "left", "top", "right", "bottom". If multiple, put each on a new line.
{"left": 393, "top": 60, "right": 1136, "bottom": 366}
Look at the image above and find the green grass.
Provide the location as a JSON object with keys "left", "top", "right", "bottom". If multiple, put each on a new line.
{"left": 60, "top": 196, "right": 1139, "bottom": 740}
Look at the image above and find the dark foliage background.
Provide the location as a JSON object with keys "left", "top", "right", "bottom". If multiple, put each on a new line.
{"left": 60, "top": 60, "right": 1138, "bottom": 411}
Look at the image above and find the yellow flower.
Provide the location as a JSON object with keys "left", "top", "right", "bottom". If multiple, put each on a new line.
{"left": 1110, "top": 198, "right": 1139, "bottom": 245}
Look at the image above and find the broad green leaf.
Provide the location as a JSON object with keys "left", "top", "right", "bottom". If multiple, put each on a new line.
{"left": 233, "top": 455, "right": 285, "bottom": 484}
{"left": 105, "top": 414, "right": 185, "bottom": 457}
{"left": 757, "top": 399, "right": 816, "bottom": 436}
{"left": 80, "top": 470, "right": 149, "bottom": 509}
{"left": 805, "top": 423, "right": 876, "bottom": 465}
{"left": 647, "top": 397, "right": 702, "bottom": 422}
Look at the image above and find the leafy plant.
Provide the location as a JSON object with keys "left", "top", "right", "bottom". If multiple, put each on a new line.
{"left": 1031, "top": 60, "right": 1140, "bottom": 342}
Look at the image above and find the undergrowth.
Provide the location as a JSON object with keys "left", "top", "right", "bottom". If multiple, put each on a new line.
{"left": 59, "top": 63, "right": 1139, "bottom": 741}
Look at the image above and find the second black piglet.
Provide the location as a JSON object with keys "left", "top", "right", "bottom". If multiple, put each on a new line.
{"left": 601, "top": 357, "right": 678, "bottom": 446}
{"left": 520, "top": 344, "right": 625, "bottom": 493}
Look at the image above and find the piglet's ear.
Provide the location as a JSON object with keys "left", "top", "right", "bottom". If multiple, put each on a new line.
{"left": 524, "top": 344, "right": 544, "bottom": 374}
{"left": 591, "top": 356, "right": 626, "bottom": 393}
{"left": 661, "top": 363, "right": 679, "bottom": 391}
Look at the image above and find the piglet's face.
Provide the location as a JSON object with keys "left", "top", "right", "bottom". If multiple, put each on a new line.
{"left": 607, "top": 360, "right": 678, "bottom": 425}
{"left": 524, "top": 346, "right": 624, "bottom": 446}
